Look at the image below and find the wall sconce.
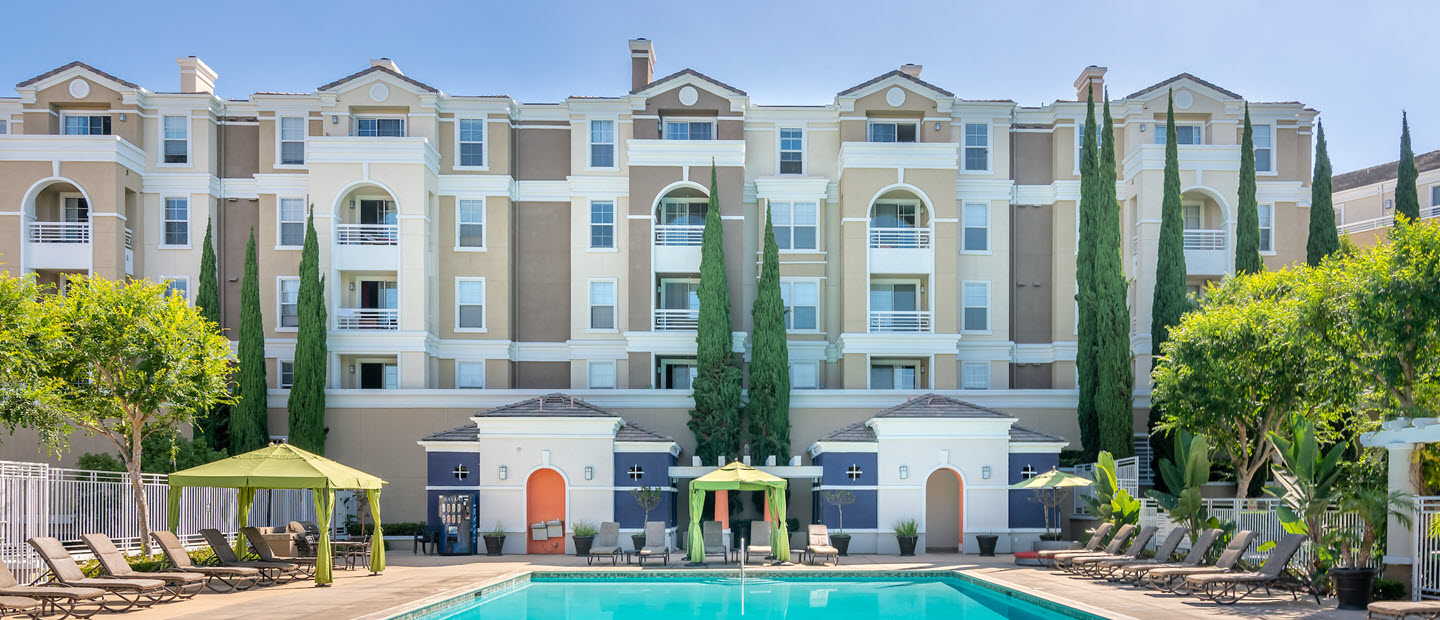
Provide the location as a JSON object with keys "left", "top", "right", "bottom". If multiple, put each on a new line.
{"left": 349, "top": 199, "right": 356, "bottom": 209}
{"left": 348, "top": 365, "right": 356, "bottom": 374}
{"left": 119, "top": 113, "right": 127, "bottom": 122}
{"left": 1140, "top": 123, "right": 1148, "bottom": 133}
{"left": 331, "top": 115, "right": 339, "bottom": 124}
{"left": 584, "top": 466, "right": 594, "bottom": 481}
{"left": 934, "top": 122, "right": 941, "bottom": 132}
{"left": 982, "top": 466, "right": 992, "bottom": 480}
{"left": 349, "top": 282, "right": 355, "bottom": 291}
{"left": 498, "top": 465, "right": 508, "bottom": 480}
{"left": 899, "top": 465, "right": 908, "bottom": 480}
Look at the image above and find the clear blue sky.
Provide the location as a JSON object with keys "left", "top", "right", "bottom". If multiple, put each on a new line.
{"left": 3, "top": 0, "right": 1437, "bottom": 172}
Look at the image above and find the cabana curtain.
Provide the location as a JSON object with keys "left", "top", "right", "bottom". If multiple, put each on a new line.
{"left": 686, "top": 462, "right": 789, "bottom": 563}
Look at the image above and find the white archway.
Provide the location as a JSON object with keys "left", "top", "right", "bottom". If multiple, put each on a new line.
{"left": 918, "top": 463, "right": 969, "bottom": 553}
{"left": 21, "top": 176, "right": 94, "bottom": 220}
{"left": 651, "top": 180, "right": 710, "bottom": 221}
{"left": 1180, "top": 185, "right": 1232, "bottom": 224}
{"left": 329, "top": 179, "right": 402, "bottom": 217}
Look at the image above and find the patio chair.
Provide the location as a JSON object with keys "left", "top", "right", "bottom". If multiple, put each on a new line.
{"left": 413, "top": 527, "right": 440, "bottom": 556}
{"left": 1117, "top": 528, "right": 1221, "bottom": 585}
{"left": 240, "top": 527, "right": 318, "bottom": 578}
{"left": 1069, "top": 526, "right": 1156, "bottom": 577}
{"left": 1084, "top": 526, "right": 1186, "bottom": 580}
{"left": 587, "top": 522, "right": 622, "bottom": 566}
{"left": 745, "top": 521, "right": 773, "bottom": 564}
{"left": 150, "top": 531, "right": 260, "bottom": 593}
{"left": 0, "top": 596, "right": 39, "bottom": 619}
{"left": 80, "top": 534, "right": 205, "bottom": 601}
{"left": 1144, "top": 529, "right": 1256, "bottom": 593}
{"left": 0, "top": 561, "right": 105, "bottom": 620}
{"left": 805, "top": 524, "right": 840, "bottom": 566}
{"left": 199, "top": 528, "right": 302, "bottom": 585}
{"left": 1368, "top": 600, "right": 1440, "bottom": 620}
{"left": 1055, "top": 524, "right": 1135, "bottom": 572}
{"left": 26, "top": 537, "right": 166, "bottom": 612}
{"left": 1036, "top": 522, "right": 1113, "bottom": 568}
{"left": 1187, "top": 534, "right": 1319, "bottom": 605}
{"left": 637, "top": 522, "right": 670, "bottom": 566}
{"left": 701, "top": 522, "right": 730, "bottom": 564}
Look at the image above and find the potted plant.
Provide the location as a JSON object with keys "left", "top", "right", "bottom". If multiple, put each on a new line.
{"left": 571, "top": 520, "right": 598, "bottom": 557}
{"left": 821, "top": 490, "right": 854, "bottom": 556}
{"left": 482, "top": 522, "right": 506, "bottom": 556}
{"left": 1326, "top": 458, "right": 1411, "bottom": 610}
{"left": 630, "top": 486, "right": 662, "bottom": 550}
{"left": 975, "top": 531, "right": 999, "bottom": 556}
{"left": 893, "top": 518, "right": 919, "bottom": 556}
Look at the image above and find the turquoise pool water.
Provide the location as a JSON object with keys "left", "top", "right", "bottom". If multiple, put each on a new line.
{"left": 421, "top": 576, "right": 1085, "bottom": 620}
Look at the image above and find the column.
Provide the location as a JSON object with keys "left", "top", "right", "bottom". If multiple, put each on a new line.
{"left": 1387, "top": 442, "right": 1417, "bottom": 564}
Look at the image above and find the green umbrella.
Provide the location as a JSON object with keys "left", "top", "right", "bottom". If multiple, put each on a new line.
{"left": 1010, "top": 468, "right": 1093, "bottom": 538}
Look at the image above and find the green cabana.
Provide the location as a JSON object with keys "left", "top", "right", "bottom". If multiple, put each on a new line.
{"left": 165, "top": 444, "right": 386, "bottom": 586}
{"left": 686, "top": 461, "right": 789, "bottom": 563}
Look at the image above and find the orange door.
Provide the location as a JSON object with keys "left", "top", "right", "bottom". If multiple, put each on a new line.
{"left": 526, "top": 468, "right": 566, "bottom": 554}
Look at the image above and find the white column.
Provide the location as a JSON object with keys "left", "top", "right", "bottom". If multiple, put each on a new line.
{"left": 1387, "top": 442, "right": 1417, "bottom": 564}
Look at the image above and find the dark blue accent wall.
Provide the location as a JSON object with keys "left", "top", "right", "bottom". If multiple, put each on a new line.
{"left": 816, "top": 489, "right": 877, "bottom": 530}
{"left": 813, "top": 451, "right": 879, "bottom": 530}
{"left": 1008, "top": 452, "right": 1060, "bottom": 530}
{"left": 613, "top": 450, "right": 677, "bottom": 529}
{"left": 816, "top": 451, "right": 878, "bottom": 486}
{"left": 426, "top": 451, "right": 481, "bottom": 487}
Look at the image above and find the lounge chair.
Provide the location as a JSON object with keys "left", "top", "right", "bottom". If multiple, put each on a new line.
{"left": 1144, "top": 530, "right": 1256, "bottom": 593}
{"left": 0, "top": 561, "right": 105, "bottom": 620}
{"left": 1187, "top": 534, "right": 1318, "bottom": 605}
{"left": 586, "top": 522, "right": 622, "bottom": 566}
{"left": 1036, "top": 522, "right": 1114, "bottom": 567}
{"left": 1118, "top": 528, "right": 1221, "bottom": 585}
{"left": 1085, "top": 527, "right": 1186, "bottom": 580}
{"left": 637, "top": 521, "right": 670, "bottom": 566}
{"left": 80, "top": 534, "right": 205, "bottom": 601}
{"left": 150, "top": 531, "right": 260, "bottom": 593}
{"left": 0, "top": 595, "right": 39, "bottom": 619}
{"left": 805, "top": 524, "right": 840, "bottom": 566}
{"left": 199, "top": 528, "right": 302, "bottom": 585}
{"left": 1055, "top": 524, "right": 1135, "bottom": 572}
{"left": 26, "top": 537, "right": 166, "bottom": 612}
{"left": 745, "top": 521, "right": 773, "bottom": 564}
{"left": 240, "top": 527, "right": 318, "bottom": 578}
{"left": 1069, "top": 526, "right": 1157, "bottom": 577}
{"left": 702, "top": 522, "right": 730, "bottom": 564}
{"left": 1368, "top": 601, "right": 1440, "bottom": 619}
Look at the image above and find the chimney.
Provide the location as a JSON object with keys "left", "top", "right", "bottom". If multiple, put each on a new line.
{"left": 899, "top": 64, "right": 923, "bottom": 79}
{"left": 629, "top": 39, "right": 655, "bottom": 91}
{"left": 175, "top": 57, "right": 217, "bottom": 94}
{"left": 370, "top": 58, "right": 403, "bottom": 75}
{"left": 1073, "top": 66, "right": 1107, "bottom": 101}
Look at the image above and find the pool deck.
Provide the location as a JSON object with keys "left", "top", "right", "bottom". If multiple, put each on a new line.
{"left": 110, "top": 549, "right": 1366, "bottom": 620}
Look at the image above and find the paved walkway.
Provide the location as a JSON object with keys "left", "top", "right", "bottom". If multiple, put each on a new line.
{"left": 105, "top": 550, "right": 1364, "bottom": 620}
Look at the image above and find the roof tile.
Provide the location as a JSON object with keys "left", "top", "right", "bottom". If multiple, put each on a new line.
{"left": 1334, "top": 149, "right": 1440, "bottom": 192}
{"left": 1123, "top": 73, "right": 1241, "bottom": 101}
{"left": 837, "top": 70, "right": 954, "bottom": 98}
{"left": 632, "top": 68, "right": 746, "bottom": 96}
{"left": 475, "top": 393, "right": 618, "bottom": 418}
{"left": 18, "top": 61, "right": 139, "bottom": 90}
{"left": 317, "top": 65, "right": 439, "bottom": 94}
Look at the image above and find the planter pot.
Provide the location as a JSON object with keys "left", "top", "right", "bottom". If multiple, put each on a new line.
{"left": 631, "top": 534, "right": 646, "bottom": 552}
{"left": 1332, "top": 567, "right": 1377, "bottom": 610}
{"left": 976, "top": 535, "right": 999, "bottom": 557}
{"left": 572, "top": 535, "right": 594, "bottom": 557}
{"left": 482, "top": 535, "right": 505, "bottom": 557}
{"left": 897, "top": 535, "right": 918, "bottom": 556}
{"left": 831, "top": 534, "right": 851, "bottom": 557}
{"left": 1033, "top": 540, "right": 1072, "bottom": 553}
{"left": 1039, "top": 533, "right": 1063, "bottom": 542}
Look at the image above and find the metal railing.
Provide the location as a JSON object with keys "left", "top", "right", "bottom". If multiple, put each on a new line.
{"left": 336, "top": 308, "right": 399, "bottom": 330}
{"left": 1338, "top": 206, "right": 1440, "bottom": 235}
{"left": 654, "top": 225, "right": 704, "bottom": 246}
{"left": 1139, "top": 497, "right": 1369, "bottom": 570}
{"left": 868, "top": 227, "right": 931, "bottom": 249}
{"left": 336, "top": 224, "right": 398, "bottom": 246}
{"left": 1415, "top": 497, "right": 1440, "bottom": 599}
{"left": 1072, "top": 456, "right": 1140, "bottom": 516}
{"left": 27, "top": 222, "right": 90, "bottom": 244}
{"left": 868, "top": 310, "right": 932, "bottom": 333}
{"left": 653, "top": 309, "right": 699, "bottom": 330}
{"left": 1182, "top": 229, "right": 1226, "bottom": 250}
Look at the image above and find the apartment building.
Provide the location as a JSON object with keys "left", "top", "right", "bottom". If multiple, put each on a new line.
{"left": 1333, "top": 148, "right": 1440, "bottom": 246}
{"left": 0, "top": 40, "right": 1316, "bottom": 552}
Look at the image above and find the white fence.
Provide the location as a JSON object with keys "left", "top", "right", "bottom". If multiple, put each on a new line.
{"left": 1138, "top": 497, "right": 1368, "bottom": 570}
{"left": 1414, "top": 497, "right": 1440, "bottom": 600}
{"left": 1072, "top": 456, "right": 1140, "bottom": 516}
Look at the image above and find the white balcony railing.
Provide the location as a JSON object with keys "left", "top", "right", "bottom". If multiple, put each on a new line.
{"left": 28, "top": 222, "right": 91, "bottom": 244}
{"left": 868, "top": 310, "right": 932, "bottom": 333}
{"left": 1182, "top": 229, "right": 1226, "bottom": 250}
{"left": 654, "top": 225, "right": 704, "bottom": 246}
{"left": 1338, "top": 206, "right": 1440, "bottom": 235}
{"left": 336, "top": 224, "right": 398, "bottom": 246}
{"left": 654, "top": 309, "right": 700, "bottom": 331}
{"left": 868, "top": 227, "right": 931, "bottom": 249}
{"left": 335, "top": 308, "right": 398, "bottom": 330}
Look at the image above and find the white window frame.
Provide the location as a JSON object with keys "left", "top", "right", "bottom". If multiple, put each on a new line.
{"left": 588, "top": 278, "right": 618, "bottom": 333}
{"left": 278, "top": 360, "right": 295, "bottom": 389}
{"left": 1154, "top": 123, "right": 1204, "bottom": 146}
{"left": 160, "top": 275, "right": 190, "bottom": 303}
{"left": 868, "top": 359, "right": 926, "bottom": 390}
{"left": 454, "top": 277, "right": 487, "bottom": 333}
{"left": 160, "top": 197, "right": 190, "bottom": 249}
{"left": 456, "top": 361, "right": 486, "bottom": 389}
{"left": 59, "top": 193, "right": 88, "bottom": 223}
{"left": 662, "top": 117, "right": 716, "bottom": 140}
{"left": 587, "top": 361, "right": 617, "bottom": 389}
{"left": 1182, "top": 203, "right": 1203, "bottom": 229}
{"left": 866, "top": 120, "right": 918, "bottom": 143}
{"left": 1432, "top": 186, "right": 1440, "bottom": 208}
{"left": 1252, "top": 123, "right": 1275, "bottom": 176}
{"left": 277, "top": 197, "right": 306, "bottom": 248}
{"left": 1258, "top": 203, "right": 1275, "bottom": 255}
{"left": 770, "top": 200, "right": 819, "bottom": 252}
{"left": 354, "top": 116, "right": 406, "bottom": 138}
{"left": 777, "top": 126, "right": 805, "bottom": 175}
{"left": 657, "top": 358, "right": 699, "bottom": 389}
{"left": 960, "top": 202, "right": 990, "bottom": 253}
{"left": 961, "top": 361, "right": 990, "bottom": 390}
{"left": 454, "top": 198, "right": 486, "bottom": 251}
{"left": 354, "top": 359, "right": 400, "bottom": 390}
{"left": 61, "top": 112, "right": 111, "bottom": 136}
{"left": 276, "top": 116, "right": 306, "bottom": 168}
{"left": 789, "top": 361, "right": 820, "bottom": 389}
{"left": 0, "top": 119, "right": 8, "bottom": 134}
{"left": 1073, "top": 121, "right": 1104, "bottom": 174}
{"left": 780, "top": 278, "right": 820, "bottom": 333}
{"left": 962, "top": 122, "right": 991, "bottom": 173}
{"left": 961, "top": 280, "right": 991, "bottom": 334}
{"left": 587, "top": 119, "right": 616, "bottom": 170}
{"left": 159, "top": 114, "right": 190, "bottom": 167}
{"left": 589, "top": 200, "right": 616, "bottom": 250}
{"left": 455, "top": 118, "right": 487, "bottom": 170}
{"left": 276, "top": 277, "right": 300, "bottom": 332}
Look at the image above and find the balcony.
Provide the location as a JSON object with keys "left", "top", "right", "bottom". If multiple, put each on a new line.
{"left": 26, "top": 222, "right": 91, "bottom": 271}
{"left": 0, "top": 135, "right": 144, "bottom": 173}
{"left": 337, "top": 224, "right": 397, "bottom": 246}
{"left": 336, "top": 308, "right": 398, "bottom": 330}
{"left": 626, "top": 139, "right": 745, "bottom": 167}
{"left": 838, "top": 142, "right": 959, "bottom": 171}
{"left": 1182, "top": 229, "right": 1228, "bottom": 275}
{"left": 868, "top": 227, "right": 933, "bottom": 274}
{"left": 333, "top": 224, "right": 399, "bottom": 271}
{"left": 1338, "top": 206, "right": 1440, "bottom": 235}
{"left": 653, "top": 225, "right": 704, "bottom": 272}
{"left": 654, "top": 309, "right": 699, "bottom": 331}
{"left": 869, "top": 310, "right": 932, "bottom": 333}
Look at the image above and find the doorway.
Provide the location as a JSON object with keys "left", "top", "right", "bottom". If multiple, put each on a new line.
{"left": 925, "top": 468, "right": 963, "bottom": 553}
{"left": 526, "top": 468, "right": 566, "bottom": 554}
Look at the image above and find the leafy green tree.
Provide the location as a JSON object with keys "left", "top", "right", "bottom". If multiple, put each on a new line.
{"left": 687, "top": 165, "right": 742, "bottom": 462}
{"left": 1148, "top": 90, "right": 1189, "bottom": 486}
{"left": 78, "top": 432, "right": 228, "bottom": 475}
{"left": 0, "top": 275, "right": 66, "bottom": 447}
{"left": 232, "top": 230, "right": 269, "bottom": 454}
{"left": 1234, "top": 104, "right": 1262, "bottom": 275}
{"left": 745, "top": 204, "right": 790, "bottom": 462}
{"left": 287, "top": 207, "right": 328, "bottom": 454}
{"left": 1074, "top": 86, "right": 1102, "bottom": 460}
{"left": 1080, "top": 451, "right": 1142, "bottom": 528}
{"left": 1396, "top": 112, "right": 1421, "bottom": 222}
{"left": 194, "top": 218, "right": 229, "bottom": 453}
{"left": 1095, "top": 93, "right": 1134, "bottom": 458}
{"left": 1306, "top": 122, "right": 1339, "bottom": 266}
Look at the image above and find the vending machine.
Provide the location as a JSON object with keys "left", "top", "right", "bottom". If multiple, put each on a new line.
{"left": 438, "top": 493, "right": 476, "bottom": 555}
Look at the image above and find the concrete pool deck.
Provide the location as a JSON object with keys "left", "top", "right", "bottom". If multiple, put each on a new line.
{"left": 109, "top": 549, "right": 1366, "bottom": 620}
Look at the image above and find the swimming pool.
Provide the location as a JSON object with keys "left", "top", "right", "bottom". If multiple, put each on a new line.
{"left": 400, "top": 572, "right": 1104, "bottom": 620}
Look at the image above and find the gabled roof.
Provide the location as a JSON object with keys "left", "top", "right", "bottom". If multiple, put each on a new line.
{"left": 421, "top": 423, "right": 480, "bottom": 442}
{"left": 632, "top": 68, "right": 746, "bottom": 96}
{"left": 837, "top": 69, "right": 954, "bottom": 98}
{"left": 17, "top": 61, "right": 139, "bottom": 90}
{"left": 1123, "top": 73, "right": 1241, "bottom": 101}
{"left": 318, "top": 65, "right": 439, "bottom": 94}
{"left": 615, "top": 423, "right": 674, "bottom": 443}
{"left": 1009, "top": 425, "right": 1067, "bottom": 444}
{"left": 474, "top": 393, "right": 617, "bottom": 418}
{"left": 816, "top": 421, "right": 877, "bottom": 443}
{"left": 872, "top": 393, "right": 1012, "bottom": 419}
{"left": 1334, "top": 149, "right": 1440, "bottom": 192}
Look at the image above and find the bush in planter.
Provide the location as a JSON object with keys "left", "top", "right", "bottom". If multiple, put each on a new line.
{"left": 482, "top": 522, "right": 507, "bottom": 556}
{"left": 571, "top": 520, "right": 598, "bottom": 557}
{"left": 893, "top": 518, "right": 920, "bottom": 556}
{"left": 1323, "top": 456, "right": 1410, "bottom": 609}
{"left": 821, "top": 490, "right": 855, "bottom": 555}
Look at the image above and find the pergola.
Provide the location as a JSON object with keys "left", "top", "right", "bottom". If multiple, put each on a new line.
{"left": 686, "top": 461, "right": 790, "bottom": 563}
{"left": 165, "top": 444, "right": 386, "bottom": 586}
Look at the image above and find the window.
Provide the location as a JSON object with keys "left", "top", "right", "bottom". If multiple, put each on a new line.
{"left": 659, "top": 359, "right": 697, "bottom": 389}
{"left": 63, "top": 114, "right": 110, "bottom": 135}
{"left": 870, "top": 362, "right": 919, "bottom": 389}
{"left": 279, "top": 117, "right": 305, "bottom": 165}
{"left": 962, "top": 282, "right": 989, "bottom": 332}
{"left": 1155, "top": 124, "right": 1202, "bottom": 145}
{"left": 588, "top": 362, "right": 616, "bottom": 389}
{"left": 356, "top": 117, "right": 404, "bottom": 137}
{"left": 590, "top": 201, "right": 615, "bottom": 249}
{"left": 1252, "top": 124, "right": 1272, "bottom": 173}
{"left": 358, "top": 362, "right": 398, "bottom": 389}
{"left": 457, "top": 362, "right": 485, "bottom": 388}
{"left": 659, "top": 199, "right": 708, "bottom": 226}
{"left": 868, "top": 121, "right": 916, "bottom": 143}
{"left": 279, "top": 361, "right": 294, "bottom": 389}
{"left": 1076, "top": 122, "right": 1102, "bottom": 167}
{"left": 458, "top": 119, "right": 484, "bottom": 166}
{"left": 457, "top": 199, "right": 484, "bottom": 248}
{"left": 663, "top": 120, "right": 713, "bottom": 140}
{"left": 0, "top": 119, "right": 7, "bottom": 134}
{"left": 790, "top": 362, "right": 819, "bottom": 389}
{"left": 780, "top": 280, "right": 818, "bottom": 331}
{"left": 589, "top": 280, "right": 616, "bottom": 330}
{"left": 63, "top": 196, "right": 88, "bottom": 222}
{"left": 278, "top": 198, "right": 305, "bottom": 247}
{"left": 162, "top": 115, "right": 188, "bottom": 164}
{"left": 771, "top": 201, "right": 817, "bottom": 250}
{"left": 1385, "top": 199, "right": 1394, "bottom": 212}
{"left": 1431, "top": 186, "right": 1440, "bottom": 207}
{"left": 779, "top": 128, "right": 803, "bottom": 174}
{"left": 456, "top": 279, "right": 485, "bottom": 330}
{"left": 1182, "top": 204, "right": 1202, "bottom": 229}
{"left": 964, "top": 123, "right": 989, "bottom": 170}
{"left": 1258, "top": 204, "right": 1273, "bottom": 253}
{"left": 163, "top": 198, "right": 188, "bottom": 246}
{"left": 961, "top": 362, "right": 990, "bottom": 389}
{"left": 869, "top": 282, "right": 918, "bottom": 312}
{"left": 278, "top": 278, "right": 299, "bottom": 328}
{"left": 162, "top": 276, "right": 189, "bottom": 301}
{"left": 962, "top": 203, "right": 988, "bottom": 251}
{"left": 589, "top": 120, "right": 614, "bottom": 167}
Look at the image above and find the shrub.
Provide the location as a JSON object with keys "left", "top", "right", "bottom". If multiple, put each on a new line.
{"left": 345, "top": 521, "right": 425, "bottom": 537}
{"left": 892, "top": 518, "right": 920, "bottom": 538}
{"left": 1374, "top": 577, "right": 1406, "bottom": 601}
{"left": 572, "top": 520, "right": 598, "bottom": 537}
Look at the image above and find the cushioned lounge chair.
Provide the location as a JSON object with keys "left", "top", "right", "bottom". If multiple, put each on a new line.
{"left": 586, "top": 522, "right": 622, "bottom": 566}
{"left": 637, "top": 521, "right": 670, "bottom": 566}
{"left": 805, "top": 524, "right": 840, "bottom": 566}
{"left": 150, "top": 531, "right": 260, "bottom": 592}
{"left": 745, "top": 521, "right": 772, "bottom": 564}
{"left": 0, "top": 595, "right": 39, "bottom": 619}
{"left": 1086, "top": 527, "right": 1187, "bottom": 580}
{"left": 1144, "top": 530, "right": 1256, "bottom": 593}
{"left": 200, "top": 528, "right": 301, "bottom": 585}
{"left": 1187, "top": 534, "right": 1318, "bottom": 605}
{"left": 702, "top": 522, "right": 730, "bottom": 564}
{"left": 1070, "top": 526, "right": 1157, "bottom": 577}
{"left": 0, "top": 562, "right": 104, "bottom": 620}
{"left": 27, "top": 537, "right": 166, "bottom": 612}
{"left": 240, "top": 527, "right": 317, "bottom": 578}
{"left": 1055, "top": 524, "right": 1135, "bottom": 572}
{"left": 1118, "top": 528, "right": 1221, "bottom": 585}
{"left": 1036, "top": 522, "right": 1113, "bottom": 568}
{"left": 80, "top": 534, "right": 204, "bottom": 601}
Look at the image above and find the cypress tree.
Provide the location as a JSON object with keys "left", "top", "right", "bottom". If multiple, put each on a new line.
{"left": 194, "top": 218, "right": 229, "bottom": 453}
{"left": 287, "top": 207, "right": 328, "bottom": 454}
{"left": 1234, "top": 104, "right": 1262, "bottom": 275}
{"left": 1074, "top": 86, "right": 1101, "bottom": 461}
{"left": 1095, "top": 93, "right": 1135, "bottom": 458}
{"left": 232, "top": 229, "right": 269, "bottom": 454}
{"left": 687, "top": 164, "right": 742, "bottom": 463}
{"left": 1396, "top": 112, "right": 1421, "bottom": 223}
{"left": 746, "top": 203, "right": 791, "bottom": 462}
{"left": 1306, "top": 122, "right": 1339, "bottom": 266}
{"left": 1148, "top": 90, "right": 1188, "bottom": 489}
